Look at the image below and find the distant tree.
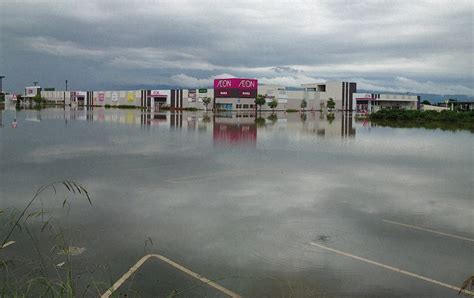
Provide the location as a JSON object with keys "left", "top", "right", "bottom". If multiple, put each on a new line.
{"left": 422, "top": 100, "right": 431, "bottom": 105}
{"left": 32, "top": 93, "right": 45, "bottom": 105}
{"left": 327, "top": 98, "right": 335, "bottom": 110}
{"left": 268, "top": 99, "right": 278, "bottom": 112}
{"left": 202, "top": 97, "right": 211, "bottom": 111}
{"left": 300, "top": 99, "right": 307, "bottom": 110}
{"left": 255, "top": 94, "right": 266, "bottom": 111}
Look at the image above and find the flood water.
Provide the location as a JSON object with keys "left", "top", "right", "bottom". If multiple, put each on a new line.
{"left": 0, "top": 108, "right": 473, "bottom": 297}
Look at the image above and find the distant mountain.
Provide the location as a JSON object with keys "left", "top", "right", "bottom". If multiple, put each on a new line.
{"left": 106, "top": 83, "right": 179, "bottom": 90}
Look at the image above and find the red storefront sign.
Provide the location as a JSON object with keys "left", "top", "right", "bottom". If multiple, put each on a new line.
{"left": 214, "top": 78, "right": 258, "bottom": 98}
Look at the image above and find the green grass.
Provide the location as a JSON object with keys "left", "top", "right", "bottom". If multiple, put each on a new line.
{"left": 369, "top": 109, "right": 474, "bottom": 122}
{"left": 0, "top": 181, "right": 96, "bottom": 297}
{"left": 286, "top": 109, "right": 298, "bottom": 113}
{"left": 368, "top": 119, "right": 474, "bottom": 133}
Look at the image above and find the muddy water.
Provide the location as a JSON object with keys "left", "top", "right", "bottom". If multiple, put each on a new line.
{"left": 0, "top": 108, "right": 473, "bottom": 297}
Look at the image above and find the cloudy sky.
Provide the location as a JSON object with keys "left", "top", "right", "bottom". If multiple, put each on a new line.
{"left": 0, "top": 0, "right": 472, "bottom": 95}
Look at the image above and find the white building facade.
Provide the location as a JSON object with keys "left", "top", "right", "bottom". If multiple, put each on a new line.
{"left": 352, "top": 93, "right": 419, "bottom": 113}
{"left": 35, "top": 80, "right": 424, "bottom": 113}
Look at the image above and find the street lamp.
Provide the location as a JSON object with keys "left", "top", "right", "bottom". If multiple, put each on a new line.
{"left": 0, "top": 76, "right": 5, "bottom": 93}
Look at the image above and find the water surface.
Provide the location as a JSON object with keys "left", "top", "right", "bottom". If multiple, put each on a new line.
{"left": 0, "top": 108, "right": 472, "bottom": 297}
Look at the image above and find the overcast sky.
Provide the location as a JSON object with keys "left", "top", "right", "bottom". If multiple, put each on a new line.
{"left": 0, "top": 0, "right": 472, "bottom": 95}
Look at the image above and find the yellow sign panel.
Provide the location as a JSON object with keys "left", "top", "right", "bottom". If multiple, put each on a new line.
{"left": 127, "top": 92, "right": 135, "bottom": 103}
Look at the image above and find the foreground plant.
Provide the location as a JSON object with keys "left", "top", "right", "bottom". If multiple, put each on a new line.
{"left": 0, "top": 180, "right": 94, "bottom": 296}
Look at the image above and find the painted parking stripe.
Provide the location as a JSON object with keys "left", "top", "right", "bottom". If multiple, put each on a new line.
{"left": 383, "top": 219, "right": 474, "bottom": 243}
{"left": 165, "top": 168, "right": 267, "bottom": 184}
{"left": 309, "top": 242, "right": 474, "bottom": 296}
{"left": 101, "top": 254, "right": 241, "bottom": 298}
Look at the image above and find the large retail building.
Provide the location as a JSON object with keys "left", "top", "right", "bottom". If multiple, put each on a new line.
{"left": 30, "top": 78, "right": 419, "bottom": 112}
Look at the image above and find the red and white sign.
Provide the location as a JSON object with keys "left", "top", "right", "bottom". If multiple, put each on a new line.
{"left": 98, "top": 92, "right": 105, "bottom": 102}
{"left": 25, "top": 87, "right": 39, "bottom": 97}
{"left": 149, "top": 90, "right": 167, "bottom": 98}
{"left": 214, "top": 78, "right": 258, "bottom": 90}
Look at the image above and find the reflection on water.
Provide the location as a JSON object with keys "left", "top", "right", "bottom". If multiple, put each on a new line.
{"left": 0, "top": 107, "right": 473, "bottom": 297}
{"left": 213, "top": 113, "right": 257, "bottom": 146}
{"left": 1, "top": 107, "right": 357, "bottom": 141}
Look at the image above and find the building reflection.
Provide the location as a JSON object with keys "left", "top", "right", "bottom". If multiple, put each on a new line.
{"left": 170, "top": 112, "right": 183, "bottom": 129}
{"left": 283, "top": 111, "right": 355, "bottom": 138}
{"left": 213, "top": 112, "right": 257, "bottom": 146}
{"left": 1, "top": 107, "right": 356, "bottom": 140}
{"left": 141, "top": 111, "right": 168, "bottom": 127}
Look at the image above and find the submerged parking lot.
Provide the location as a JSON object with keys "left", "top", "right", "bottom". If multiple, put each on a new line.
{"left": 1, "top": 108, "right": 473, "bottom": 297}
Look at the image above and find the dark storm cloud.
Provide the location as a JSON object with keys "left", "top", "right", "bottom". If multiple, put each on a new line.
{"left": 0, "top": 0, "right": 472, "bottom": 95}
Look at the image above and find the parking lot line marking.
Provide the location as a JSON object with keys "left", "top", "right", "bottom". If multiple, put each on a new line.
{"left": 383, "top": 219, "right": 474, "bottom": 242}
{"left": 165, "top": 167, "right": 267, "bottom": 184}
{"left": 101, "top": 254, "right": 241, "bottom": 298}
{"left": 309, "top": 242, "right": 474, "bottom": 296}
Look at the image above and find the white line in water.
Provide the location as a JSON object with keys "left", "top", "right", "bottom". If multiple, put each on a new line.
{"left": 309, "top": 242, "right": 473, "bottom": 296}
{"left": 101, "top": 254, "right": 240, "bottom": 298}
{"left": 165, "top": 168, "right": 267, "bottom": 184}
{"left": 383, "top": 219, "right": 474, "bottom": 243}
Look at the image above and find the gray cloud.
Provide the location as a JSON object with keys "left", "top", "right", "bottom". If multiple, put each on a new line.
{"left": 0, "top": 0, "right": 472, "bottom": 95}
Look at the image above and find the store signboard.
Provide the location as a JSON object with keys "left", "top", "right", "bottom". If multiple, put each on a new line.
{"left": 111, "top": 91, "right": 119, "bottom": 102}
{"left": 25, "top": 87, "right": 39, "bottom": 97}
{"left": 214, "top": 78, "right": 257, "bottom": 98}
{"left": 127, "top": 92, "right": 135, "bottom": 103}
{"left": 148, "top": 90, "right": 169, "bottom": 104}
{"left": 150, "top": 90, "right": 161, "bottom": 96}
{"left": 198, "top": 88, "right": 207, "bottom": 93}
{"left": 214, "top": 78, "right": 258, "bottom": 90}
{"left": 217, "top": 90, "right": 230, "bottom": 97}
{"left": 188, "top": 89, "right": 196, "bottom": 102}
{"left": 354, "top": 93, "right": 373, "bottom": 100}
{"left": 98, "top": 92, "right": 105, "bottom": 102}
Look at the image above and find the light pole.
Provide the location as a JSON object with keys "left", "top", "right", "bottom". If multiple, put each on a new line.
{"left": 0, "top": 76, "right": 5, "bottom": 93}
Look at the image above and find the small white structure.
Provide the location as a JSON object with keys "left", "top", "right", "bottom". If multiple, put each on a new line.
{"left": 352, "top": 93, "right": 419, "bottom": 113}
{"left": 420, "top": 104, "right": 449, "bottom": 112}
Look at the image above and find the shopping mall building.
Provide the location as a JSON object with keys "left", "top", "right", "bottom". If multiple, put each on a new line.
{"left": 26, "top": 78, "right": 419, "bottom": 112}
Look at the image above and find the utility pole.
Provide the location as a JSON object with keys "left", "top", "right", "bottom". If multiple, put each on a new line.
{"left": 65, "top": 80, "right": 68, "bottom": 91}
{"left": 0, "top": 76, "right": 5, "bottom": 93}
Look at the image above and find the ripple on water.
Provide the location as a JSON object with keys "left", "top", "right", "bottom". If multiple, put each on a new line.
{"left": 236, "top": 217, "right": 354, "bottom": 275}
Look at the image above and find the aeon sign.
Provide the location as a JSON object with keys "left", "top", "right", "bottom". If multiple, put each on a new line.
{"left": 214, "top": 78, "right": 258, "bottom": 90}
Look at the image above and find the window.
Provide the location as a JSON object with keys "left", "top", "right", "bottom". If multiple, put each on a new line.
{"left": 236, "top": 104, "right": 242, "bottom": 109}
{"left": 243, "top": 104, "right": 249, "bottom": 109}
{"left": 250, "top": 104, "right": 254, "bottom": 108}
